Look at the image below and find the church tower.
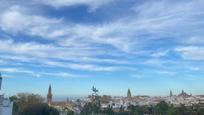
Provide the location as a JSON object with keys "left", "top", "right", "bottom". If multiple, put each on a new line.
{"left": 170, "top": 90, "right": 173, "bottom": 97}
{"left": 47, "top": 84, "right": 52, "bottom": 105}
{"left": 127, "top": 88, "right": 132, "bottom": 98}
{"left": 0, "top": 72, "right": 2, "bottom": 90}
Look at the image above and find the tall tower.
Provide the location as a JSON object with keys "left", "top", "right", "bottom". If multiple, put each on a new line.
{"left": 0, "top": 72, "right": 2, "bottom": 90}
{"left": 181, "top": 90, "right": 184, "bottom": 94}
{"left": 170, "top": 90, "right": 173, "bottom": 97}
{"left": 127, "top": 88, "right": 132, "bottom": 98}
{"left": 47, "top": 84, "right": 52, "bottom": 105}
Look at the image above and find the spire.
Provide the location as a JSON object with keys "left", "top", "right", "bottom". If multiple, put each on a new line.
{"left": 127, "top": 88, "right": 132, "bottom": 98}
{"left": 47, "top": 84, "right": 52, "bottom": 105}
{"left": 182, "top": 89, "right": 184, "bottom": 94}
{"left": 48, "top": 84, "right": 52, "bottom": 94}
{"left": 170, "top": 90, "right": 173, "bottom": 97}
{"left": 0, "top": 72, "right": 2, "bottom": 90}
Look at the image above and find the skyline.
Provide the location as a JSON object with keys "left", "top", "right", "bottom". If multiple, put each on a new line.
{"left": 0, "top": 0, "right": 204, "bottom": 97}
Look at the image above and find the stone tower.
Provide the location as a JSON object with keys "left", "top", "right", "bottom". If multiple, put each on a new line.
{"left": 47, "top": 84, "right": 52, "bottom": 105}
{"left": 0, "top": 72, "right": 2, "bottom": 90}
{"left": 170, "top": 90, "right": 173, "bottom": 97}
{"left": 127, "top": 88, "right": 132, "bottom": 98}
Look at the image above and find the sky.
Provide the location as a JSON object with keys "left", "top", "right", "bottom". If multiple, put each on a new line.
{"left": 0, "top": 0, "right": 204, "bottom": 97}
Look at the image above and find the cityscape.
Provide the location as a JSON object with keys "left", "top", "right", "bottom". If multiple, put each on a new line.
{"left": 1, "top": 73, "right": 204, "bottom": 115}
{"left": 1, "top": 0, "right": 204, "bottom": 115}
{"left": 45, "top": 85, "right": 204, "bottom": 115}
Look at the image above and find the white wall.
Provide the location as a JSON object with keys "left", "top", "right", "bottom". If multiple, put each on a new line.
{"left": 0, "top": 102, "right": 13, "bottom": 115}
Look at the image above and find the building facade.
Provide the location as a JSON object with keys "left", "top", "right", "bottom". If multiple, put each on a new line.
{"left": 0, "top": 73, "right": 13, "bottom": 115}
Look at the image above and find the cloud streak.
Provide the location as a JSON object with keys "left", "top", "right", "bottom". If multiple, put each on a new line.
{"left": 176, "top": 46, "right": 204, "bottom": 60}
{"left": 40, "top": 0, "right": 115, "bottom": 11}
{"left": 0, "top": 0, "right": 204, "bottom": 79}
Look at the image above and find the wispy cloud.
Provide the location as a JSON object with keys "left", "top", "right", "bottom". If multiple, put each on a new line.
{"left": 0, "top": 39, "right": 134, "bottom": 72}
{"left": 151, "top": 50, "right": 169, "bottom": 58}
{"left": 0, "top": 67, "right": 89, "bottom": 78}
{"left": 0, "top": 6, "right": 62, "bottom": 38}
{"left": 0, "top": 67, "right": 35, "bottom": 76}
{"left": 1, "top": 0, "right": 204, "bottom": 95}
{"left": 0, "top": 0, "right": 204, "bottom": 79}
{"left": 38, "top": 72, "right": 89, "bottom": 78}
{"left": 40, "top": 0, "right": 115, "bottom": 11}
{"left": 176, "top": 46, "right": 204, "bottom": 60}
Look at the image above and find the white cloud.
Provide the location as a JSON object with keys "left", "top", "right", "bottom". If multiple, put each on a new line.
{"left": 0, "top": 67, "right": 88, "bottom": 78}
{"left": 0, "top": 0, "right": 204, "bottom": 76}
{"left": 176, "top": 46, "right": 204, "bottom": 60}
{"left": 41, "top": 59, "right": 133, "bottom": 72}
{"left": 40, "top": 0, "right": 114, "bottom": 11}
{"left": 184, "top": 36, "right": 204, "bottom": 45}
{"left": 0, "top": 39, "right": 94, "bottom": 58}
{"left": 0, "top": 39, "right": 134, "bottom": 72}
{"left": 0, "top": 67, "right": 36, "bottom": 76}
{"left": 68, "top": 64, "right": 117, "bottom": 72}
{"left": 151, "top": 50, "right": 169, "bottom": 58}
{"left": 65, "top": 24, "right": 137, "bottom": 53}
{"left": 39, "top": 72, "right": 88, "bottom": 78}
{"left": 0, "top": 6, "right": 62, "bottom": 38}
{"left": 56, "top": 0, "right": 204, "bottom": 53}
{"left": 145, "top": 59, "right": 166, "bottom": 66}
{"left": 1, "top": 0, "right": 204, "bottom": 54}
{"left": 154, "top": 70, "right": 175, "bottom": 76}
{"left": 0, "top": 68, "right": 19, "bottom": 73}
{"left": 130, "top": 0, "right": 204, "bottom": 42}
{"left": 0, "top": 0, "right": 115, "bottom": 11}
{"left": 0, "top": 6, "right": 136, "bottom": 53}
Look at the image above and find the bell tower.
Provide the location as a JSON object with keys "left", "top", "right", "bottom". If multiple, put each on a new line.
{"left": 170, "top": 90, "right": 173, "bottom": 97}
{"left": 0, "top": 72, "right": 2, "bottom": 90}
{"left": 47, "top": 84, "right": 52, "bottom": 105}
{"left": 127, "top": 88, "right": 132, "bottom": 99}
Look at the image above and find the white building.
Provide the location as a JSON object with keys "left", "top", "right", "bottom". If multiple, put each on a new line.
{"left": 0, "top": 73, "right": 13, "bottom": 115}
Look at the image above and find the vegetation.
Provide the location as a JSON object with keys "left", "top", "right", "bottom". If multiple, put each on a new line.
{"left": 81, "top": 101, "right": 204, "bottom": 115}
{"left": 9, "top": 92, "right": 204, "bottom": 115}
{"left": 66, "top": 110, "right": 74, "bottom": 115}
{"left": 10, "top": 93, "right": 59, "bottom": 115}
{"left": 81, "top": 102, "right": 101, "bottom": 115}
{"left": 81, "top": 87, "right": 204, "bottom": 115}
{"left": 81, "top": 86, "right": 102, "bottom": 115}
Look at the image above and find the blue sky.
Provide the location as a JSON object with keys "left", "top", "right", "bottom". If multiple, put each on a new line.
{"left": 0, "top": 0, "right": 204, "bottom": 97}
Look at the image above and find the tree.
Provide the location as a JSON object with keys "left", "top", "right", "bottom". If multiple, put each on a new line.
{"left": 66, "top": 109, "right": 74, "bottom": 115}
{"left": 81, "top": 102, "right": 101, "bottom": 115}
{"left": 198, "top": 108, "right": 204, "bottom": 115}
{"left": 103, "top": 105, "right": 114, "bottom": 115}
{"left": 128, "top": 105, "right": 143, "bottom": 115}
{"left": 154, "top": 101, "right": 169, "bottom": 115}
{"left": 10, "top": 93, "right": 59, "bottom": 115}
{"left": 81, "top": 86, "right": 101, "bottom": 114}
{"left": 175, "top": 104, "right": 187, "bottom": 115}
{"left": 21, "top": 103, "right": 59, "bottom": 115}
{"left": 166, "top": 106, "right": 177, "bottom": 115}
